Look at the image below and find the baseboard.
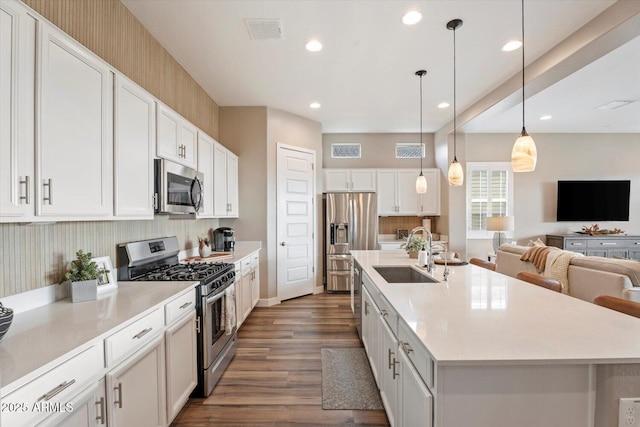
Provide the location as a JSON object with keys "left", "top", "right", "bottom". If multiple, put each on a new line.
{"left": 256, "top": 296, "right": 280, "bottom": 307}
{"left": 313, "top": 285, "right": 325, "bottom": 294}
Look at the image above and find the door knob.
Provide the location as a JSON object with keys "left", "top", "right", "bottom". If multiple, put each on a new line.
{"left": 280, "top": 242, "right": 286, "bottom": 246}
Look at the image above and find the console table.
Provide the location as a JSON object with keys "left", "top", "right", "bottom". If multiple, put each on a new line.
{"left": 546, "top": 234, "right": 640, "bottom": 260}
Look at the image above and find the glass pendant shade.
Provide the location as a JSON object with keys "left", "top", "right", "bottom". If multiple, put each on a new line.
{"left": 511, "top": 130, "right": 537, "bottom": 172}
{"left": 448, "top": 159, "right": 464, "bottom": 186}
{"left": 416, "top": 173, "right": 427, "bottom": 194}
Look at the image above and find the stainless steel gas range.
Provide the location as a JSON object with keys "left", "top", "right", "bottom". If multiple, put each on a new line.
{"left": 117, "top": 236, "right": 237, "bottom": 397}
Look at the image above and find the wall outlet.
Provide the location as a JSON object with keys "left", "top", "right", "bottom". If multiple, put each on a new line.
{"left": 619, "top": 398, "right": 640, "bottom": 427}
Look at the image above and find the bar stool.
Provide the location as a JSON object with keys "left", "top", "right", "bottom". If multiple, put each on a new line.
{"left": 469, "top": 258, "right": 496, "bottom": 271}
{"left": 515, "top": 272, "right": 562, "bottom": 293}
{"left": 594, "top": 295, "right": 640, "bottom": 319}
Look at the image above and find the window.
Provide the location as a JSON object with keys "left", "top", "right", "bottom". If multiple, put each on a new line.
{"left": 466, "top": 162, "right": 513, "bottom": 239}
{"left": 331, "top": 143, "right": 361, "bottom": 158}
{"left": 395, "top": 143, "right": 425, "bottom": 159}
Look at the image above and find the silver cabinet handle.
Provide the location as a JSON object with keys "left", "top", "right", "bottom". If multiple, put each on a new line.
{"left": 388, "top": 348, "right": 394, "bottom": 369}
{"left": 600, "top": 242, "right": 617, "bottom": 246}
{"left": 179, "top": 302, "right": 192, "bottom": 309}
{"left": 38, "top": 379, "right": 76, "bottom": 401}
{"left": 95, "top": 396, "right": 105, "bottom": 424}
{"left": 19, "top": 176, "right": 30, "bottom": 204}
{"left": 114, "top": 383, "right": 123, "bottom": 409}
{"left": 43, "top": 178, "right": 53, "bottom": 204}
{"left": 392, "top": 357, "right": 400, "bottom": 379}
{"left": 401, "top": 341, "right": 413, "bottom": 354}
{"left": 364, "top": 301, "right": 369, "bottom": 315}
{"left": 132, "top": 327, "right": 152, "bottom": 339}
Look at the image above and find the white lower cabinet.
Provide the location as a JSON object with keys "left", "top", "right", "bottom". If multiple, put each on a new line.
{"left": 165, "top": 310, "right": 197, "bottom": 424}
{"left": 362, "top": 286, "right": 381, "bottom": 384}
{"left": 106, "top": 335, "right": 166, "bottom": 427}
{"left": 380, "top": 316, "right": 399, "bottom": 427}
{"left": 40, "top": 379, "right": 107, "bottom": 427}
{"left": 398, "top": 349, "right": 433, "bottom": 427}
{"left": 236, "top": 251, "right": 261, "bottom": 328}
{"left": 250, "top": 252, "right": 260, "bottom": 308}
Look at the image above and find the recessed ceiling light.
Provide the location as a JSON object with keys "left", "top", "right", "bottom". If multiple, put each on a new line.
{"left": 305, "top": 40, "right": 322, "bottom": 52}
{"left": 540, "top": 115, "right": 552, "bottom": 120}
{"left": 310, "top": 102, "right": 321, "bottom": 109}
{"left": 502, "top": 40, "right": 522, "bottom": 52}
{"left": 438, "top": 102, "right": 450, "bottom": 109}
{"left": 402, "top": 11, "right": 422, "bottom": 25}
{"left": 596, "top": 100, "right": 635, "bottom": 110}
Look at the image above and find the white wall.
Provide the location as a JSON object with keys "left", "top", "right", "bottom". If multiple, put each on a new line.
{"left": 464, "top": 133, "right": 640, "bottom": 260}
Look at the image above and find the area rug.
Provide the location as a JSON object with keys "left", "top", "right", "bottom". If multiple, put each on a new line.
{"left": 321, "top": 348, "right": 384, "bottom": 410}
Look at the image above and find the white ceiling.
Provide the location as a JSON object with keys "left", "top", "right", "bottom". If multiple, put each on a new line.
{"left": 122, "top": 0, "right": 638, "bottom": 134}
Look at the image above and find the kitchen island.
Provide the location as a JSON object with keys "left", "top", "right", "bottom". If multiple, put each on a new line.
{"left": 352, "top": 250, "right": 640, "bottom": 427}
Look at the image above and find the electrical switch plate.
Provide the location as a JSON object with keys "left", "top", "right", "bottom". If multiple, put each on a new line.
{"left": 619, "top": 398, "right": 640, "bottom": 427}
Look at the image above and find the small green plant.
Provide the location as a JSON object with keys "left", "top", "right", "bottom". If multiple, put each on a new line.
{"left": 60, "top": 250, "right": 105, "bottom": 283}
{"left": 400, "top": 236, "right": 428, "bottom": 252}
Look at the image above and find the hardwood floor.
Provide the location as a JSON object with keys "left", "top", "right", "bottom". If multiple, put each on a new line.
{"left": 171, "top": 293, "right": 389, "bottom": 426}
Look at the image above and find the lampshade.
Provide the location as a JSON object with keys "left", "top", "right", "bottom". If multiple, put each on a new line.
{"left": 511, "top": 132, "right": 537, "bottom": 172}
{"left": 447, "top": 159, "right": 463, "bottom": 186}
{"left": 486, "top": 216, "right": 514, "bottom": 232}
{"left": 416, "top": 173, "right": 427, "bottom": 193}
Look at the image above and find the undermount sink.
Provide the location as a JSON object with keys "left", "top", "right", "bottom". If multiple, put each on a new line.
{"left": 373, "top": 266, "right": 440, "bottom": 284}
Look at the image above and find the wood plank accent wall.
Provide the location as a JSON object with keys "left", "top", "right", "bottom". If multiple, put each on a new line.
{"left": 0, "top": 0, "right": 222, "bottom": 298}
{"left": 22, "top": 0, "right": 219, "bottom": 139}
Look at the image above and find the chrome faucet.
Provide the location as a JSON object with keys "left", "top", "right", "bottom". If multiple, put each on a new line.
{"left": 407, "top": 226, "right": 433, "bottom": 272}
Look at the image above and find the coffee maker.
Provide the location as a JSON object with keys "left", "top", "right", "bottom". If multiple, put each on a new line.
{"left": 213, "top": 227, "right": 235, "bottom": 252}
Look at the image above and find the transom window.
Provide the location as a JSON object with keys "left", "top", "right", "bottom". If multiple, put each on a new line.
{"left": 466, "top": 162, "right": 514, "bottom": 239}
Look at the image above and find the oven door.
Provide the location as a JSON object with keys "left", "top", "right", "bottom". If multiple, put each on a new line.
{"left": 202, "top": 282, "right": 235, "bottom": 369}
{"left": 155, "top": 158, "right": 204, "bottom": 214}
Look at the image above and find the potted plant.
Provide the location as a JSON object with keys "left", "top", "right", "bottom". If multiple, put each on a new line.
{"left": 400, "top": 236, "right": 428, "bottom": 259}
{"left": 60, "top": 250, "right": 106, "bottom": 302}
{"left": 198, "top": 235, "right": 211, "bottom": 258}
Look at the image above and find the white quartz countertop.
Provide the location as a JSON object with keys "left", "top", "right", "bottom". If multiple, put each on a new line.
{"left": 0, "top": 280, "right": 197, "bottom": 393}
{"left": 182, "top": 240, "right": 261, "bottom": 263}
{"left": 351, "top": 250, "right": 640, "bottom": 366}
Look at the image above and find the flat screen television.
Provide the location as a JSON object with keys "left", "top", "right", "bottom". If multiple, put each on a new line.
{"left": 556, "top": 180, "right": 630, "bottom": 221}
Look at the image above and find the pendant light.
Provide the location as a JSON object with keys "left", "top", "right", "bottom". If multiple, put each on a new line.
{"left": 511, "top": 0, "right": 537, "bottom": 172}
{"left": 415, "top": 69, "right": 428, "bottom": 194}
{"left": 447, "top": 19, "right": 463, "bottom": 186}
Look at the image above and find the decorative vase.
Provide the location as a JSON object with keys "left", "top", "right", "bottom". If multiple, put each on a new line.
{"left": 408, "top": 250, "right": 418, "bottom": 259}
{"left": 70, "top": 279, "right": 98, "bottom": 303}
{"left": 0, "top": 302, "right": 13, "bottom": 341}
{"left": 199, "top": 245, "right": 211, "bottom": 258}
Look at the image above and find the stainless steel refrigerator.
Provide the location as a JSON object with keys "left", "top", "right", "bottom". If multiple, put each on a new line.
{"left": 323, "top": 192, "right": 378, "bottom": 292}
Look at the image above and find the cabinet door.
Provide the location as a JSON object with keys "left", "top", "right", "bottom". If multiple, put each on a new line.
{"left": 242, "top": 270, "right": 252, "bottom": 321}
{"left": 40, "top": 379, "right": 107, "bottom": 427}
{"left": 630, "top": 249, "right": 640, "bottom": 261}
{"left": 397, "top": 170, "right": 420, "bottom": 215}
{"left": 197, "top": 132, "right": 215, "bottom": 218}
{"left": 0, "top": 1, "right": 35, "bottom": 221}
{"left": 377, "top": 170, "right": 398, "bottom": 215}
{"left": 418, "top": 169, "right": 440, "bottom": 215}
{"left": 398, "top": 349, "right": 433, "bottom": 427}
{"left": 156, "top": 104, "right": 180, "bottom": 163}
{"left": 324, "top": 170, "right": 350, "bottom": 192}
{"left": 351, "top": 169, "right": 376, "bottom": 192}
{"left": 362, "top": 286, "right": 381, "bottom": 385}
{"left": 165, "top": 310, "right": 197, "bottom": 424}
{"left": 226, "top": 151, "right": 239, "bottom": 217}
{"left": 37, "top": 24, "right": 113, "bottom": 218}
{"left": 106, "top": 336, "right": 166, "bottom": 427}
{"left": 380, "top": 317, "right": 399, "bottom": 427}
{"left": 609, "top": 249, "right": 629, "bottom": 259}
{"left": 180, "top": 120, "right": 198, "bottom": 169}
{"left": 213, "top": 142, "right": 229, "bottom": 217}
{"left": 251, "top": 267, "right": 260, "bottom": 308}
{"left": 114, "top": 75, "right": 155, "bottom": 219}
{"left": 234, "top": 263, "right": 244, "bottom": 328}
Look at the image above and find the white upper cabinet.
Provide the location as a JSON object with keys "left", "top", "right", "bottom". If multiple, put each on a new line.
{"left": 37, "top": 19, "right": 113, "bottom": 218}
{"left": 114, "top": 75, "right": 155, "bottom": 219}
{"left": 213, "top": 142, "right": 239, "bottom": 218}
{"left": 197, "top": 132, "right": 215, "bottom": 218}
{"left": 376, "top": 169, "right": 440, "bottom": 216}
{"left": 324, "top": 169, "right": 376, "bottom": 192}
{"left": 157, "top": 103, "right": 197, "bottom": 169}
{"left": 0, "top": 1, "right": 36, "bottom": 222}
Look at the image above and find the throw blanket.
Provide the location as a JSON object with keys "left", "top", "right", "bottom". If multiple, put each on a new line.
{"left": 545, "top": 250, "right": 584, "bottom": 294}
{"left": 520, "top": 246, "right": 557, "bottom": 272}
{"left": 222, "top": 284, "right": 237, "bottom": 335}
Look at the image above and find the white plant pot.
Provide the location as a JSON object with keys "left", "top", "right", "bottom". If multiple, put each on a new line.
{"left": 70, "top": 279, "right": 98, "bottom": 303}
{"left": 199, "top": 245, "right": 212, "bottom": 258}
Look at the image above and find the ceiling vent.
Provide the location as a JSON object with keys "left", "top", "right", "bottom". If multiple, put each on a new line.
{"left": 596, "top": 100, "right": 635, "bottom": 110}
{"left": 245, "top": 19, "right": 283, "bottom": 40}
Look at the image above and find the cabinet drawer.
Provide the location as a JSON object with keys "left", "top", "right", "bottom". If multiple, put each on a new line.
{"left": 3, "top": 344, "right": 103, "bottom": 427}
{"left": 250, "top": 252, "right": 259, "bottom": 269}
{"left": 165, "top": 289, "right": 196, "bottom": 326}
{"left": 377, "top": 294, "right": 398, "bottom": 334}
{"left": 105, "top": 308, "right": 163, "bottom": 366}
{"left": 398, "top": 320, "right": 434, "bottom": 389}
{"left": 587, "top": 239, "right": 622, "bottom": 248}
{"left": 241, "top": 257, "right": 251, "bottom": 274}
{"left": 564, "top": 239, "right": 587, "bottom": 249}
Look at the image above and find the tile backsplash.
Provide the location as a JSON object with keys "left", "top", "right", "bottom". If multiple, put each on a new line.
{"left": 379, "top": 216, "right": 437, "bottom": 236}
{"left": 0, "top": 217, "right": 219, "bottom": 298}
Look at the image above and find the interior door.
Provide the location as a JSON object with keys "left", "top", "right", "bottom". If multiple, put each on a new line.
{"left": 277, "top": 145, "right": 316, "bottom": 301}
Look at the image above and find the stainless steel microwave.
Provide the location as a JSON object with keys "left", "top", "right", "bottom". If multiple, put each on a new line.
{"left": 154, "top": 159, "right": 204, "bottom": 214}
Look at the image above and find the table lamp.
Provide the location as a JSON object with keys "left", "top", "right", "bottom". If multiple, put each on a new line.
{"left": 486, "top": 216, "right": 514, "bottom": 252}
